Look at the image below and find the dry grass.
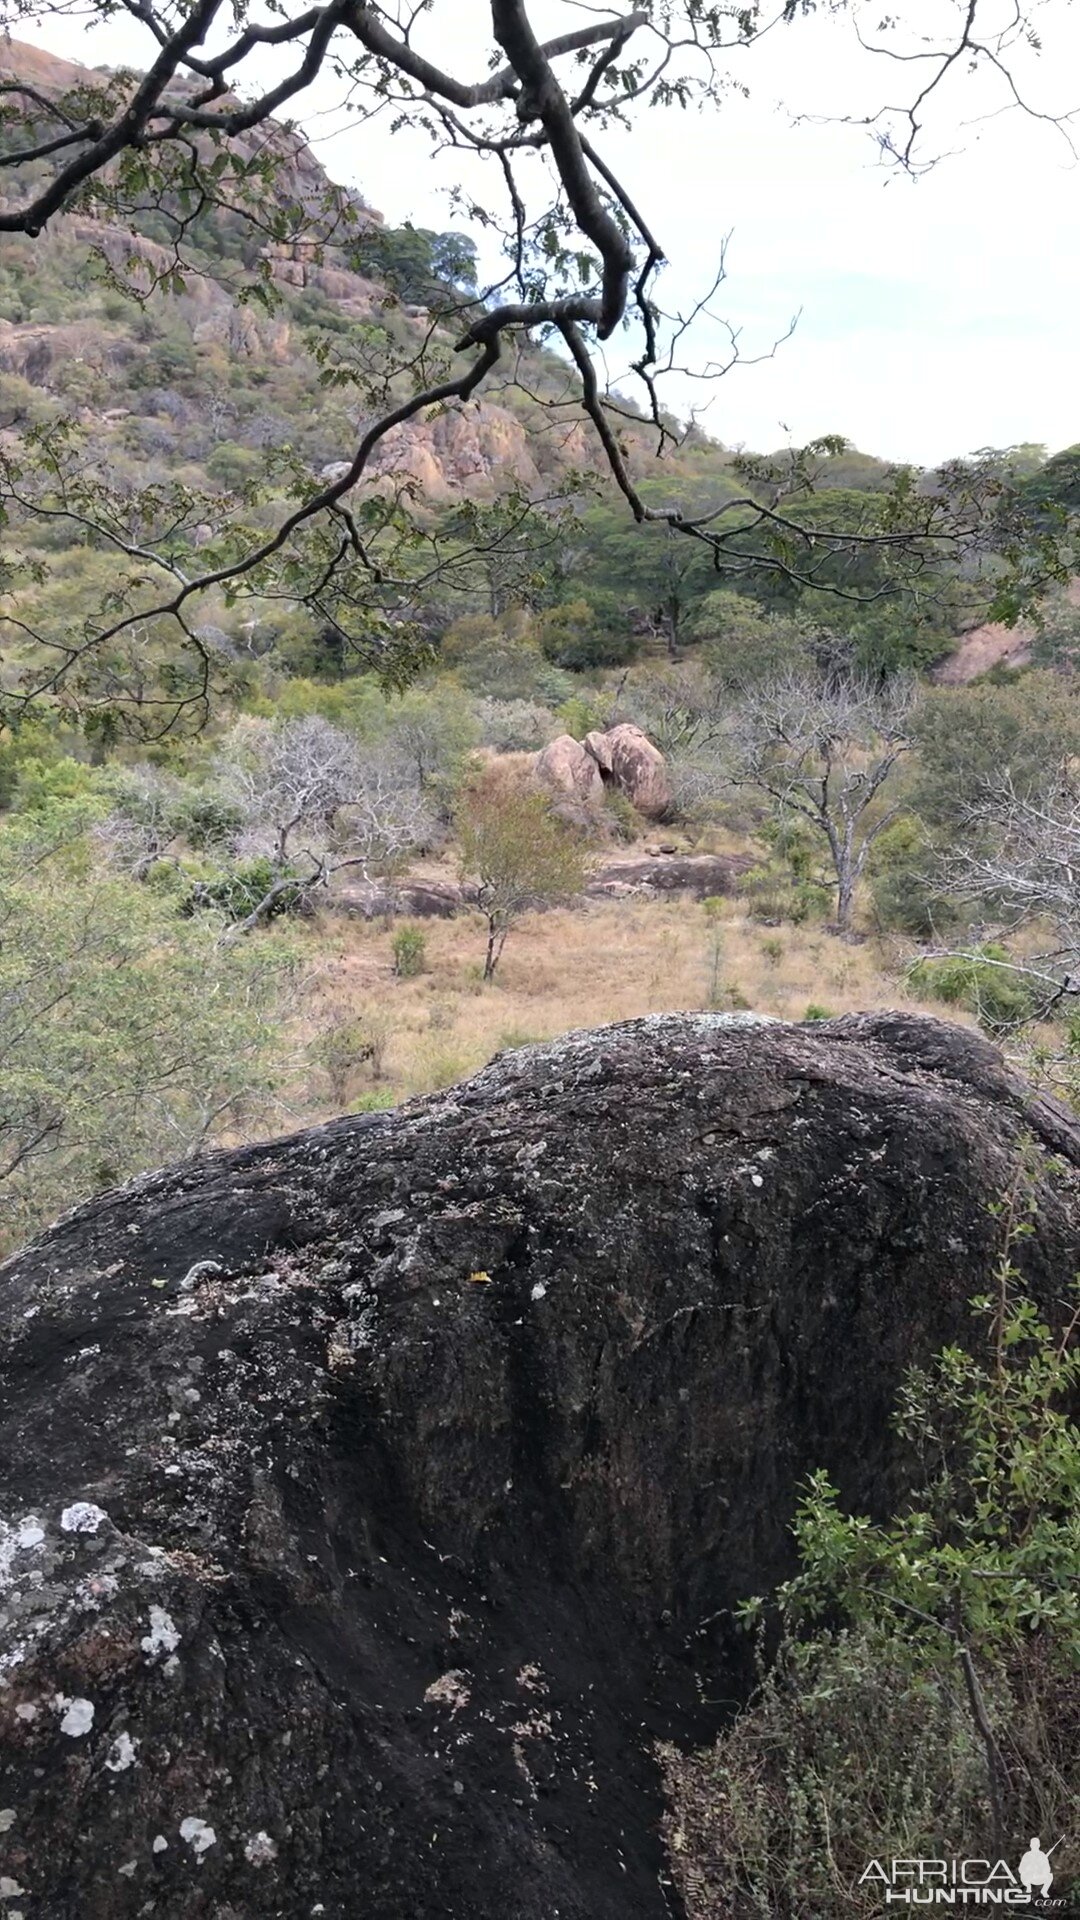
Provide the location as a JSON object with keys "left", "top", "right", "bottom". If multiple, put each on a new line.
{"left": 280, "top": 892, "right": 968, "bottom": 1119}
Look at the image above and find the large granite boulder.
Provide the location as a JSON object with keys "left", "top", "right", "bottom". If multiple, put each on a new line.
{"left": 534, "top": 734, "right": 605, "bottom": 811}
{"left": 1, "top": 1013, "right": 1078, "bottom": 1917}
{"left": 596, "top": 723, "right": 672, "bottom": 819}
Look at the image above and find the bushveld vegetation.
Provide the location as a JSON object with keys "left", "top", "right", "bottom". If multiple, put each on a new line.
{"left": 2, "top": 9, "right": 1080, "bottom": 1911}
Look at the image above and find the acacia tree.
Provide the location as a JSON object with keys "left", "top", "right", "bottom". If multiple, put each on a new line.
{"left": 0, "top": 0, "right": 1068, "bottom": 729}
{"left": 729, "top": 671, "right": 916, "bottom": 933}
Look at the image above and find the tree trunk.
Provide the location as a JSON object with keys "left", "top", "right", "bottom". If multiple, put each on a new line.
{"left": 483, "top": 917, "right": 501, "bottom": 980}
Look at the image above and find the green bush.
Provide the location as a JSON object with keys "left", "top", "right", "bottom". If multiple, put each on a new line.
{"left": 350, "top": 1088, "right": 396, "bottom": 1113}
{"left": 173, "top": 791, "right": 244, "bottom": 851}
{"left": 602, "top": 785, "right": 640, "bottom": 842}
{"left": 185, "top": 856, "right": 303, "bottom": 923}
{"left": 803, "top": 1002, "right": 833, "bottom": 1022}
{"left": 315, "top": 1007, "right": 396, "bottom": 1101}
{"left": 391, "top": 923, "right": 427, "bottom": 978}
{"left": 908, "top": 946, "right": 1036, "bottom": 1034}
{"left": 537, "top": 598, "right": 639, "bottom": 672}
{"left": 868, "top": 815, "right": 955, "bottom": 938}
{"left": 737, "top": 862, "right": 829, "bottom": 927}
{"left": 664, "top": 1200, "right": 1080, "bottom": 1919}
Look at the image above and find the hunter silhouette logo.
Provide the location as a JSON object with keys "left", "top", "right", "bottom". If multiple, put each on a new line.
{"left": 1019, "top": 1841, "right": 1056, "bottom": 1900}
{"left": 858, "top": 1837, "right": 1069, "bottom": 1907}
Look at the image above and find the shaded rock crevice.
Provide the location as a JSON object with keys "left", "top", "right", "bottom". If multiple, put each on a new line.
{"left": 1, "top": 1012, "right": 1079, "bottom": 1917}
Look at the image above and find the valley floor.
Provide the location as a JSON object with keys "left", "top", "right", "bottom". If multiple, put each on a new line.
{"left": 282, "top": 888, "right": 970, "bottom": 1121}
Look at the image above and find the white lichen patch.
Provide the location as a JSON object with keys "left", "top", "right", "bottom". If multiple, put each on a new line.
{"left": 244, "top": 1831, "right": 278, "bottom": 1866}
{"left": 0, "top": 1811, "right": 15, "bottom": 1834}
{"left": 60, "top": 1502, "right": 108, "bottom": 1535}
{"left": 515, "top": 1663, "right": 548, "bottom": 1695}
{"left": 423, "top": 1670, "right": 471, "bottom": 1713}
{"left": 104, "top": 1731, "right": 138, "bottom": 1772}
{"left": 56, "top": 1696, "right": 94, "bottom": 1737}
{"left": 151, "top": 1836, "right": 167, "bottom": 1854}
{"left": 140, "top": 1606, "right": 180, "bottom": 1661}
{"left": 0, "top": 1876, "right": 26, "bottom": 1898}
{"left": 0, "top": 1519, "right": 45, "bottom": 1593}
{"left": 179, "top": 1815, "right": 217, "bottom": 1857}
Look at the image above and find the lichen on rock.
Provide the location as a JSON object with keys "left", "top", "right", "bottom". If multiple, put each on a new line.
{"left": 0, "top": 1011, "right": 1078, "bottom": 1916}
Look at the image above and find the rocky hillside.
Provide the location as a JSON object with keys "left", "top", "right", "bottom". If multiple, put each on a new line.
{"left": 0, "top": 37, "right": 630, "bottom": 505}
{"left": 1, "top": 1011, "right": 1078, "bottom": 1917}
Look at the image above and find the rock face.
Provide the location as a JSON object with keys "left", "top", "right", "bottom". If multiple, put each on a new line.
{"left": 598, "top": 723, "right": 672, "bottom": 819}
{"left": 586, "top": 851, "right": 754, "bottom": 899}
{"left": 330, "top": 877, "right": 476, "bottom": 919}
{"left": 1, "top": 1013, "right": 1078, "bottom": 1918}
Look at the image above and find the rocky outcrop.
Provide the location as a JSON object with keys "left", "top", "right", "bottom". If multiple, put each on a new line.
{"left": 534, "top": 733, "right": 605, "bottom": 810}
{"left": 1, "top": 1013, "right": 1078, "bottom": 1918}
{"left": 368, "top": 400, "right": 558, "bottom": 500}
{"left": 587, "top": 851, "right": 753, "bottom": 899}
{"left": 331, "top": 877, "right": 476, "bottom": 919}
{"left": 596, "top": 723, "right": 672, "bottom": 819}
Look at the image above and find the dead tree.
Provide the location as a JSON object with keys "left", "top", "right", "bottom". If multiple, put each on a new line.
{"left": 729, "top": 671, "right": 915, "bottom": 933}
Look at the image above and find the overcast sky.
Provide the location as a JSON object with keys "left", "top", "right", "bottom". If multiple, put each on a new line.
{"left": 19, "top": 0, "right": 1080, "bottom": 466}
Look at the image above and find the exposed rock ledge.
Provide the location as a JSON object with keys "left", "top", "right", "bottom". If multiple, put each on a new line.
{"left": 1, "top": 1013, "right": 1078, "bottom": 1918}
{"left": 329, "top": 852, "right": 752, "bottom": 919}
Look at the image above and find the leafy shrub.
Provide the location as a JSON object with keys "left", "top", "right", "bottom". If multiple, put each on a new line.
{"left": 391, "top": 924, "right": 427, "bottom": 978}
{"left": 602, "top": 785, "right": 640, "bottom": 842}
{"left": 664, "top": 1206, "right": 1080, "bottom": 1919}
{"left": 173, "top": 791, "right": 244, "bottom": 851}
{"left": 803, "top": 1002, "right": 833, "bottom": 1022}
{"left": 908, "top": 946, "right": 1036, "bottom": 1034}
{"left": 868, "top": 815, "right": 955, "bottom": 937}
{"left": 185, "top": 856, "right": 303, "bottom": 923}
{"left": 537, "top": 598, "right": 639, "bottom": 672}
{"left": 315, "top": 1007, "right": 396, "bottom": 1102}
{"left": 556, "top": 693, "right": 605, "bottom": 739}
{"left": 737, "top": 862, "right": 829, "bottom": 927}
{"left": 471, "top": 697, "right": 557, "bottom": 753}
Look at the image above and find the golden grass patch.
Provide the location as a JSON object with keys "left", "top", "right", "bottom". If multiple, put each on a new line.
{"left": 280, "top": 893, "right": 966, "bottom": 1118}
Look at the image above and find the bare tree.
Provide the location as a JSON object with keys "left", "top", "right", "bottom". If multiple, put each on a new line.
{"left": 729, "top": 671, "right": 916, "bottom": 933}
{"left": 933, "top": 771, "right": 1080, "bottom": 1013}
{"left": 215, "top": 713, "right": 434, "bottom": 930}
{"left": 93, "top": 764, "right": 186, "bottom": 880}
{"left": 0, "top": 2, "right": 1066, "bottom": 726}
{"left": 218, "top": 714, "right": 366, "bottom": 870}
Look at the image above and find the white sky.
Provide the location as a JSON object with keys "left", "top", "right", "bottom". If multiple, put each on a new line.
{"left": 17, "top": 0, "right": 1080, "bottom": 465}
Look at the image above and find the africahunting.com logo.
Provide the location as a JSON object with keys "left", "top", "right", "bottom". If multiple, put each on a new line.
{"left": 859, "top": 1838, "right": 1075, "bottom": 1909}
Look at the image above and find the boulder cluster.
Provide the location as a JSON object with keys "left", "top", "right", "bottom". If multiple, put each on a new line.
{"left": 534, "top": 722, "right": 672, "bottom": 820}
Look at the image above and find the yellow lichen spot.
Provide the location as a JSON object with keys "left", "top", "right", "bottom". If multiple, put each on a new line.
{"left": 467, "top": 1270, "right": 492, "bottom": 1286}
